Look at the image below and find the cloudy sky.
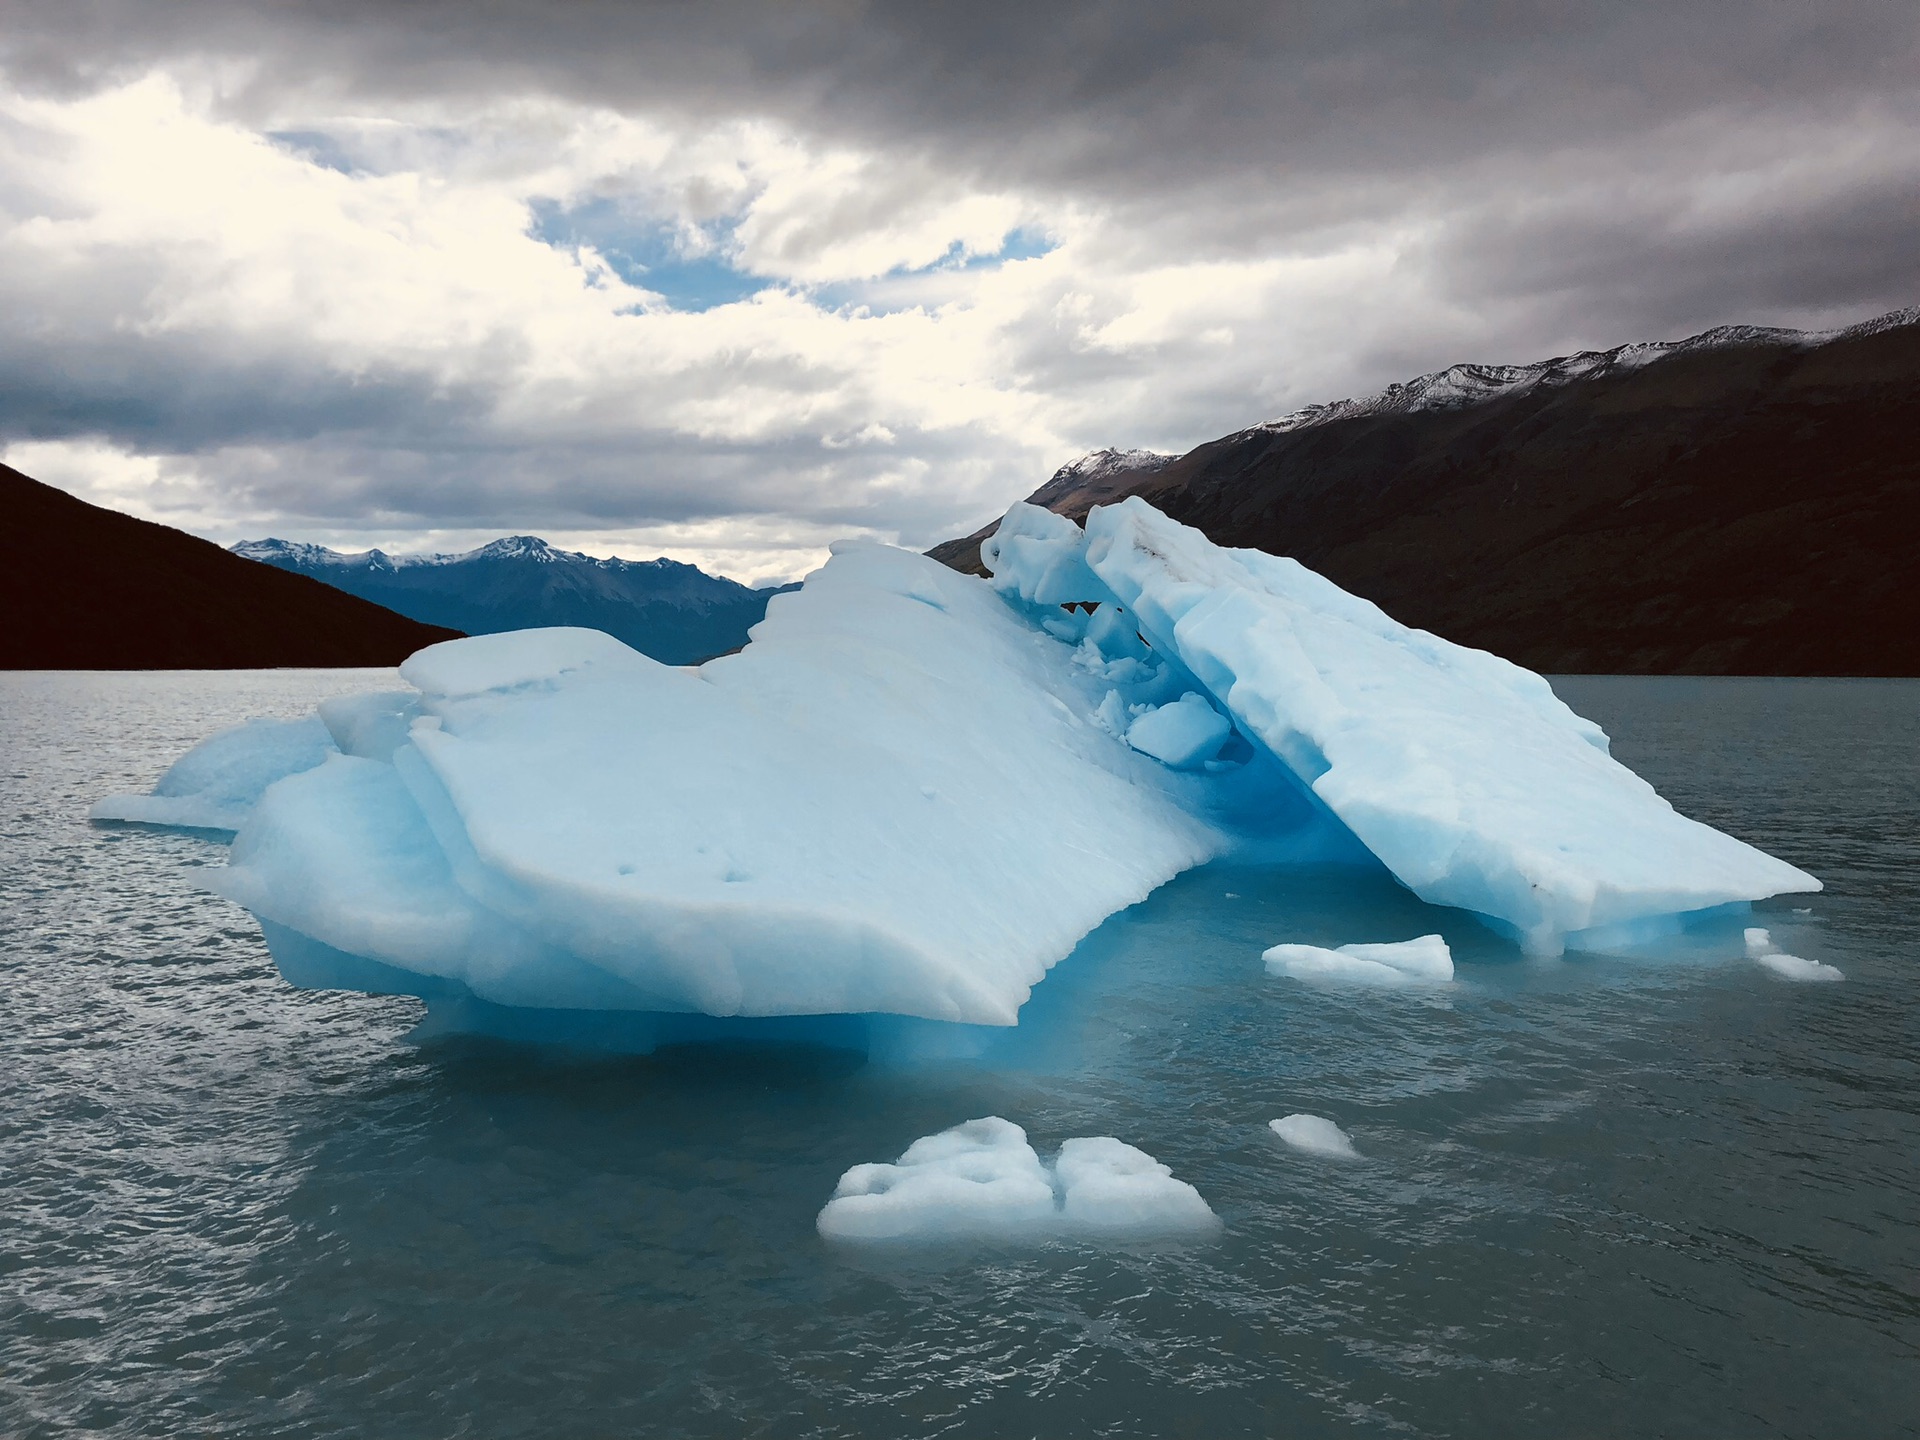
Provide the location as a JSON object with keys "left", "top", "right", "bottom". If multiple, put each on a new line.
{"left": 3, "top": 2, "right": 1915, "bottom": 581}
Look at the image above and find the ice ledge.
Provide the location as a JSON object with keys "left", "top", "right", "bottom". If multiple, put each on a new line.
{"left": 983, "top": 497, "right": 1818, "bottom": 954}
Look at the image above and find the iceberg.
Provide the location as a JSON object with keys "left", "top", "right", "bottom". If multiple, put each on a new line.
{"left": 816, "top": 1117, "right": 1219, "bottom": 1242}
{"left": 1263, "top": 934, "right": 1454, "bottom": 986}
{"left": 112, "top": 495, "right": 1820, "bottom": 1041}
{"left": 983, "top": 499, "right": 1819, "bottom": 954}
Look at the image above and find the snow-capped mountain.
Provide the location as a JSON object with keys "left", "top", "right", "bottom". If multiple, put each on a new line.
{"left": 933, "top": 302, "right": 1920, "bottom": 676}
{"left": 1029, "top": 451, "right": 1175, "bottom": 506}
{"left": 1256, "top": 306, "right": 1920, "bottom": 435}
{"left": 233, "top": 535, "right": 793, "bottom": 665}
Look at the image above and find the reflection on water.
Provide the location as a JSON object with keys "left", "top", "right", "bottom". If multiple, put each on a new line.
{"left": 2, "top": 670, "right": 1916, "bottom": 1438}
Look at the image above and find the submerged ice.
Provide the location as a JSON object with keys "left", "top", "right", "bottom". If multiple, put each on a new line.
{"left": 1746, "top": 927, "right": 1843, "bottom": 983}
{"left": 105, "top": 495, "right": 1820, "bottom": 1037}
{"left": 816, "top": 1117, "right": 1219, "bottom": 1242}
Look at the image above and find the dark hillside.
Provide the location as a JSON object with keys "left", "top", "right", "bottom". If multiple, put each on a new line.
{"left": 937, "top": 311, "right": 1920, "bottom": 675}
{"left": 0, "top": 464, "right": 461, "bottom": 669}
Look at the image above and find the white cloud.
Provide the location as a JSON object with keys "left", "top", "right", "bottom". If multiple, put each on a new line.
{"left": 6, "top": 52, "right": 1906, "bottom": 582}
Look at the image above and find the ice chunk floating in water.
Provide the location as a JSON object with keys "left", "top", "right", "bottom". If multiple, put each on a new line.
{"left": 114, "top": 495, "right": 1820, "bottom": 1043}
{"left": 1269, "top": 1114, "right": 1361, "bottom": 1159}
{"left": 1264, "top": 934, "right": 1454, "bottom": 986}
{"left": 816, "top": 1117, "right": 1219, "bottom": 1242}
{"left": 1745, "top": 927, "right": 1843, "bottom": 983}
{"left": 984, "top": 498, "right": 1819, "bottom": 954}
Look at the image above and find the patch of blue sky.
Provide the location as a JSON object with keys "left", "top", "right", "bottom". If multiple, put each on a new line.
{"left": 813, "top": 227, "right": 1061, "bottom": 314}
{"left": 267, "top": 130, "right": 366, "bottom": 176}
{"left": 527, "top": 199, "right": 1060, "bottom": 314}
{"left": 955, "top": 226, "right": 1058, "bottom": 269}
{"left": 528, "top": 198, "right": 768, "bottom": 312}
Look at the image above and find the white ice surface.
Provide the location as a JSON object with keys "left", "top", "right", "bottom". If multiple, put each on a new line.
{"left": 210, "top": 541, "right": 1342, "bottom": 1025}
{"left": 1269, "top": 1114, "right": 1360, "bottom": 1158}
{"left": 984, "top": 498, "right": 1819, "bottom": 953}
{"left": 316, "top": 691, "right": 420, "bottom": 763}
{"left": 1745, "top": 927, "right": 1843, "bottom": 982}
{"left": 90, "top": 716, "right": 336, "bottom": 834}
{"left": 1263, "top": 934, "right": 1454, "bottom": 986}
{"left": 816, "top": 1117, "right": 1218, "bottom": 1242}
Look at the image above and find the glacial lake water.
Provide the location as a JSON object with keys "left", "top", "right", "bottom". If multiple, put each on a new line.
{"left": 3, "top": 669, "right": 1917, "bottom": 1438}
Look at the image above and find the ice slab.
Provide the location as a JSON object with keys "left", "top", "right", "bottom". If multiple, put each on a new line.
{"left": 984, "top": 498, "right": 1820, "bottom": 953}
{"left": 1263, "top": 934, "right": 1454, "bottom": 986}
{"left": 1745, "top": 927, "right": 1843, "bottom": 983}
{"left": 90, "top": 716, "right": 336, "bottom": 834}
{"left": 1757, "top": 953, "right": 1844, "bottom": 982}
{"left": 1269, "top": 1114, "right": 1360, "bottom": 1158}
{"left": 207, "top": 540, "right": 1346, "bottom": 1027}
{"left": 816, "top": 1117, "right": 1218, "bottom": 1242}
{"left": 1126, "top": 692, "right": 1232, "bottom": 769}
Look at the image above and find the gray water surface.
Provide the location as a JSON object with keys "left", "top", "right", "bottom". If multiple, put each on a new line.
{"left": 2, "top": 671, "right": 1916, "bottom": 1438}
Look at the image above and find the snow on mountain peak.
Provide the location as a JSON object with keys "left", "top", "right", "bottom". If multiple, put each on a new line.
{"left": 1023, "top": 447, "right": 1177, "bottom": 511}
{"left": 1256, "top": 310, "right": 1914, "bottom": 437}
{"left": 1057, "top": 447, "right": 1174, "bottom": 481}
{"left": 465, "top": 535, "right": 567, "bottom": 564}
{"left": 232, "top": 538, "right": 391, "bottom": 570}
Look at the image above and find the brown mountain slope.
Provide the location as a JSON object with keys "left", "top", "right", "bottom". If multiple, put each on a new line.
{"left": 933, "top": 310, "right": 1920, "bottom": 676}
{"left": 0, "top": 464, "right": 462, "bottom": 669}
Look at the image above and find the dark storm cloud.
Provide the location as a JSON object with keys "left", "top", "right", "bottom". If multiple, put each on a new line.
{"left": 8, "top": 2, "right": 1915, "bottom": 181}
{"left": 7, "top": 0, "right": 1916, "bottom": 322}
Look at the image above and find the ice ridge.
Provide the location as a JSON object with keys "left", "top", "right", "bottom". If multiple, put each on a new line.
{"left": 982, "top": 498, "right": 1818, "bottom": 953}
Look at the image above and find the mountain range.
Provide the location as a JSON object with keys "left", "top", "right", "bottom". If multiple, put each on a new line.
{"left": 1, "top": 463, "right": 459, "bottom": 669}
{"left": 233, "top": 536, "right": 793, "bottom": 665}
{"left": 932, "top": 306, "right": 1920, "bottom": 676}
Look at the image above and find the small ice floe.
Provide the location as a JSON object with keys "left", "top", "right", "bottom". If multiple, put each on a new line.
{"left": 1269, "top": 1114, "right": 1360, "bottom": 1159}
{"left": 1744, "top": 927, "right": 1843, "bottom": 983}
{"left": 816, "top": 1116, "right": 1219, "bottom": 1243}
{"left": 1262, "top": 934, "right": 1454, "bottom": 986}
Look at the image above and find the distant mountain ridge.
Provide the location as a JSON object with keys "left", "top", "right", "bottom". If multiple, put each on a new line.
{"left": 1, "top": 464, "right": 460, "bottom": 669}
{"left": 1251, "top": 305, "right": 1920, "bottom": 436}
{"left": 235, "top": 534, "right": 793, "bottom": 665}
{"left": 932, "top": 305, "right": 1920, "bottom": 675}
